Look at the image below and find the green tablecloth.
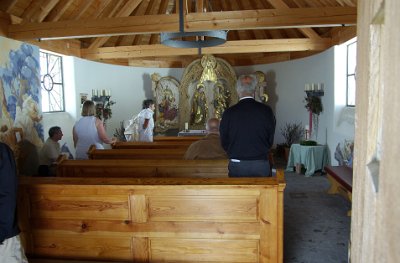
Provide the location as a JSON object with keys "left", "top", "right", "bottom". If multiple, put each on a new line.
{"left": 286, "top": 144, "right": 330, "bottom": 176}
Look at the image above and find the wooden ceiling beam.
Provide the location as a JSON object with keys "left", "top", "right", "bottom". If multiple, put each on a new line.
{"left": 81, "top": 38, "right": 332, "bottom": 60}
{"left": 8, "top": 7, "right": 356, "bottom": 40}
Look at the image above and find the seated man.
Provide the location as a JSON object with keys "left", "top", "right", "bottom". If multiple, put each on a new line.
{"left": 38, "top": 126, "right": 63, "bottom": 176}
{"left": 183, "top": 118, "right": 228, "bottom": 160}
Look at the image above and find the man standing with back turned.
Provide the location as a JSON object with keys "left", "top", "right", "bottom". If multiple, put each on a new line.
{"left": 220, "top": 74, "right": 276, "bottom": 177}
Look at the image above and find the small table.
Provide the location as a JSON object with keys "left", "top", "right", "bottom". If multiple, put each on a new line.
{"left": 286, "top": 144, "right": 330, "bottom": 176}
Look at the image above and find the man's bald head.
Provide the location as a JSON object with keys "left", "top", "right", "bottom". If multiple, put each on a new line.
{"left": 206, "top": 118, "right": 220, "bottom": 134}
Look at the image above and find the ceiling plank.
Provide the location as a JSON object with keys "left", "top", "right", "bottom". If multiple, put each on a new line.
{"left": 69, "top": 0, "right": 95, "bottom": 20}
{"left": 88, "top": 0, "right": 144, "bottom": 49}
{"left": 81, "top": 38, "right": 332, "bottom": 60}
{"left": 0, "top": 11, "right": 11, "bottom": 36}
{"left": 8, "top": 7, "right": 357, "bottom": 40}
{"left": 45, "top": 0, "right": 74, "bottom": 21}
{"left": 0, "top": 0, "right": 19, "bottom": 13}
{"left": 267, "top": 0, "right": 322, "bottom": 39}
{"left": 21, "top": 0, "right": 44, "bottom": 22}
{"left": 36, "top": 0, "right": 60, "bottom": 22}
{"left": 149, "top": 0, "right": 169, "bottom": 44}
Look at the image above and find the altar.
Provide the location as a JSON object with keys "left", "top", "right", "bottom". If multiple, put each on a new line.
{"left": 286, "top": 144, "right": 330, "bottom": 177}
{"left": 178, "top": 130, "right": 207, "bottom": 137}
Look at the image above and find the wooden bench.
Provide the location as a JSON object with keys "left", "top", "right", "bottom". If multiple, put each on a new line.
{"left": 87, "top": 145, "right": 187, "bottom": 159}
{"left": 56, "top": 158, "right": 229, "bottom": 178}
{"left": 153, "top": 135, "right": 203, "bottom": 142}
{"left": 112, "top": 140, "right": 193, "bottom": 150}
{"left": 325, "top": 165, "right": 353, "bottom": 216}
{"left": 19, "top": 171, "right": 285, "bottom": 263}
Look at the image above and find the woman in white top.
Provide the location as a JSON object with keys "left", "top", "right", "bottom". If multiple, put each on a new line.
{"left": 138, "top": 99, "right": 155, "bottom": 142}
{"left": 73, "top": 100, "right": 116, "bottom": 159}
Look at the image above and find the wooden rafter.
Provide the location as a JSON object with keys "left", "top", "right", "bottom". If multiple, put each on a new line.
{"left": 8, "top": 7, "right": 357, "bottom": 40}
{"left": 81, "top": 38, "right": 332, "bottom": 60}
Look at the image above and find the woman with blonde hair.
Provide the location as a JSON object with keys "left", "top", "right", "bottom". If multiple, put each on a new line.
{"left": 73, "top": 100, "right": 116, "bottom": 159}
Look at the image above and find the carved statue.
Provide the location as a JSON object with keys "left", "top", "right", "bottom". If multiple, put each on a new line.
{"left": 213, "top": 83, "right": 230, "bottom": 120}
{"left": 199, "top": 55, "right": 217, "bottom": 84}
{"left": 190, "top": 84, "right": 208, "bottom": 126}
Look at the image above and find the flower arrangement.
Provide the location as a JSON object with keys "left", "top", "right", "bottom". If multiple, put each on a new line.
{"left": 304, "top": 96, "right": 323, "bottom": 115}
{"left": 96, "top": 100, "right": 116, "bottom": 121}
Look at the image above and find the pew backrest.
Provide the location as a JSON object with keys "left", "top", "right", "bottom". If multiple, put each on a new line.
{"left": 19, "top": 171, "right": 285, "bottom": 263}
{"left": 87, "top": 146, "right": 187, "bottom": 159}
{"left": 57, "top": 159, "right": 229, "bottom": 178}
{"left": 112, "top": 141, "right": 193, "bottom": 149}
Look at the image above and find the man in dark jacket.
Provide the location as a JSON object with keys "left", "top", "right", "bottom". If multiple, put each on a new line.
{"left": 0, "top": 142, "right": 28, "bottom": 262}
{"left": 220, "top": 74, "right": 276, "bottom": 177}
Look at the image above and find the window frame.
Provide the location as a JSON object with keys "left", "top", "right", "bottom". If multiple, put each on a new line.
{"left": 40, "top": 51, "right": 65, "bottom": 113}
{"left": 346, "top": 40, "right": 357, "bottom": 107}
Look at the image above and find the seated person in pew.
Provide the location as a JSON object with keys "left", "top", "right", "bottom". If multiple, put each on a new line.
{"left": 37, "top": 126, "right": 63, "bottom": 176}
{"left": 183, "top": 118, "right": 228, "bottom": 160}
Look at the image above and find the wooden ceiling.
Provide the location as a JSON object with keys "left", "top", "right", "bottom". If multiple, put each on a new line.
{"left": 0, "top": 0, "right": 357, "bottom": 68}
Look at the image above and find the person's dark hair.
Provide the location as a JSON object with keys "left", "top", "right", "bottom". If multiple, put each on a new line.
{"left": 48, "top": 126, "right": 61, "bottom": 138}
{"left": 142, "top": 99, "right": 154, "bottom": 109}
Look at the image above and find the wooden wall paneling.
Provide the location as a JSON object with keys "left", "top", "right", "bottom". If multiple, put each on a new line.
{"left": 131, "top": 237, "right": 149, "bottom": 261}
{"left": 259, "top": 188, "right": 279, "bottom": 263}
{"left": 129, "top": 194, "right": 148, "bottom": 223}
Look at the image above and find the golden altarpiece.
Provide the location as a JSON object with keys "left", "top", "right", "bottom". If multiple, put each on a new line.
{"left": 151, "top": 54, "right": 268, "bottom": 135}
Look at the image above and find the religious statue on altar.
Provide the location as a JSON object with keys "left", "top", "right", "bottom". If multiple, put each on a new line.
{"left": 190, "top": 84, "right": 208, "bottom": 126}
{"left": 213, "top": 82, "right": 230, "bottom": 120}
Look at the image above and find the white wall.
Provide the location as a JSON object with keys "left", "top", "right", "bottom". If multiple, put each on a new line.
{"left": 43, "top": 47, "right": 354, "bottom": 163}
{"left": 43, "top": 57, "right": 184, "bottom": 154}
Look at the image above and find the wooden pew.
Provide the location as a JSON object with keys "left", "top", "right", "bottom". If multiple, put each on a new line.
{"left": 154, "top": 135, "right": 203, "bottom": 142}
{"left": 87, "top": 145, "right": 187, "bottom": 159}
{"left": 325, "top": 165, "right": 353, "bottom": 216}
{"left": 19, "top": 170, "right": 285, "bottom": 263}
{"left": 56, "top": 158, "right": 229, "bottom": 178}
{"left": 112, "top": 140, "right": 194, "bottom": 150}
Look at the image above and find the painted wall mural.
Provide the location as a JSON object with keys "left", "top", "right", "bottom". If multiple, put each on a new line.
{"left": 0, "top": 37, "right": 43, "bottom": 149}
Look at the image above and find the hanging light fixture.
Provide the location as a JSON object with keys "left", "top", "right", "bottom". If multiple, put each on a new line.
{"left": 160, "top": 0, "right": 227, "bottom": 51}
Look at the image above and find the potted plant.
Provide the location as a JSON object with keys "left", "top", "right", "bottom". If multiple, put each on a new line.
{"left": 280, "top": 122, "right": 304, "bottom": 161}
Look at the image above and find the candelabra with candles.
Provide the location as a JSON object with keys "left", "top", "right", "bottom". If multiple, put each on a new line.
{"left": 91, "top": 89, "right": 115, "bottom": 122}
{"left": 304, "top": 83, "right": 324, "bottom": 97}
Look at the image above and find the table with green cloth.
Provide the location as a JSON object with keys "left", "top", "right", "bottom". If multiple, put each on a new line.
{"left": 286, "top": 144, "right": 330, "bottom": 176}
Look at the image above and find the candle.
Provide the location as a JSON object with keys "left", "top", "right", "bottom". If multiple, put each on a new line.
{"left": 96, "top": 89, "right": 99, "bottom": 96}
{"left": 185, "top": 122, "right": 189, "bottom": 131}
